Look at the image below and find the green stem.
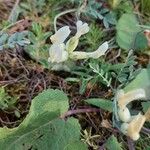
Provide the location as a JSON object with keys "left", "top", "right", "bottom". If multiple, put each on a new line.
{"left": 54, "top": 9, "right": 77, "bottom": 32}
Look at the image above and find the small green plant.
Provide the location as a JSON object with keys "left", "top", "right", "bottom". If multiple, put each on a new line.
{"left": 89, "top": 62, "right": 112, "bottom": 88}
{"left": 0, "top": 31, "right": 30, "bottom": 50}
{"left": 114, "top": 50, "right": 140, "bottom": 87}
{"left": 141, "top": 0, "right": 150, "bottom": 16}
{"left": 25, "top": 22, "right": 51, "bottom": 68}
{"left": 116, "top": 13, "right": 148, "bottom": 51}
{"left": 75, "top": 0, "right": 117, "bottom": 28}
{"left": 85, "top": 67, "right": 150, "bottom": 141}
{"left": 80, "top": 23, "right": 104, "bottom": 51}
{"left": 0, "top": 87, "right": 17, "bottom": 110}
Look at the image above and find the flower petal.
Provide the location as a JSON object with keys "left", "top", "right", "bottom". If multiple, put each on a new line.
{"left": 88, "top": 41, "right": 109, "bottom": 59}
{"left": 76, "top": 20, "right": 83, "bottom": 29}
{"left": 96, "top": 41, "right": 109, "bottom": 56}
{"left": 118, "top": 107, "right": 131, "bottom": 122}
{"left": 48, "top": 44, "right": 68, "bottom": 63}
{"left": 50, "top": 26, "right": 71, "bottom": 44}
{"left": 127, "top": 113, "right": 146, "bottom": 141}
{"left": 76, "top": 20, "right": 89, "bottom": 38}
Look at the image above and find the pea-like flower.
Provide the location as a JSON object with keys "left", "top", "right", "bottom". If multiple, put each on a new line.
{"left": 48, "top": 20, "right": 108, "bottom": 66}
{"left": 121, "top": 113, "right": 146, "bottom": 141}
{"left": 116, "top": 88, "right": 150, "bottom": 140}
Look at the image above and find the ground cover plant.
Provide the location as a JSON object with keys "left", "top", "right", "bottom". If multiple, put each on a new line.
{"left": 0, "top": 0, "right": 150, "bottom": 149}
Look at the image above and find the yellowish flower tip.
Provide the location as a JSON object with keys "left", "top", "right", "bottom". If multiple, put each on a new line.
{"left": 109, "top": 0, "right": 121, "bottom": 9}
{"left": 145, "top": 108, "right": 150, "bottom": 121}
{"left": 50, "top": 26, "right": 71, "bottom": 44}
{"left": 65, "top": 36, "right": 79, "bottom": 52}
{"left": 117, "top": 89, "right": 146, "bottom": 109}
{"left": 127, "top": 113, "right": 146, "bottom": 141}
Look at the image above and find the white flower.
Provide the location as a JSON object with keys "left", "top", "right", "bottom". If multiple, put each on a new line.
{"left": 48, "top": 43, "right": 68, "bottom": 63}
{"left": 75, "top": 20, "right": 89, "bottom": 38}
{"left": 70, "top": 42, "right": 109, "bottom": 60}
{"left": 116, "top": 88, "right": 150, "bottom": 141}
{"left": 50, "top": 26, "right": 71, "bottom": 44}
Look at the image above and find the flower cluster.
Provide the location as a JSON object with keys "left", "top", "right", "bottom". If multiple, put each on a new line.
{"left": 48, "top": 20, "right": 108, "bottom": 65}
{"left": 116, "top": 88, "right": 150, "bottom": 141}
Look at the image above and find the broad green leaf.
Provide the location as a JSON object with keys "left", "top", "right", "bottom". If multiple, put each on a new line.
{"left": 85, "top": 98, "right": 113, "bottom": 112}
{"left": 0, "top": 89, "right": 87, "bottom": 150}
{"left": 116, "top": 13, "right": 147, "bottom": 50}
{"left": 124, "top": 68, "right": 150, "bottom": 92}
{"left": 142, "top": 102, "right": 150, "bottom": 113}
{"left": 64, "top": 141, "right": 88, "bottom": 150}
{"left": 23, "top": 89, "right": 69, "bottom": 125}
{"left": 105, "top": 135, "right": 122, "bottom": 150}
{"left": 134, "top": 32, "right": 148, "bottom": 50}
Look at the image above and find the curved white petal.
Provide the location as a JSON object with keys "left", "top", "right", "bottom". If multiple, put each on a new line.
{"left": 50, "top": 26, "right": 71, "bottom": 44}
{"left": 117, "top": 88, "right": 146, "bottom": 109}
{"left": 96, "top": 42, "right": 109, "bottom": 55}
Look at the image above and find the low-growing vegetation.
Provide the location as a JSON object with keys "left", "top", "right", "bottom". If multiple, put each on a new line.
{"left": 0, "top": 0, "right": 150, "bottom": 149}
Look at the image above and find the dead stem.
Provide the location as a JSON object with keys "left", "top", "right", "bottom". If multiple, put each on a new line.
{"left": 60, "top": 108, "right": 101, "bottom": 119}
{"left": 127, "top": 137, "right": 135, "bottom": 150}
